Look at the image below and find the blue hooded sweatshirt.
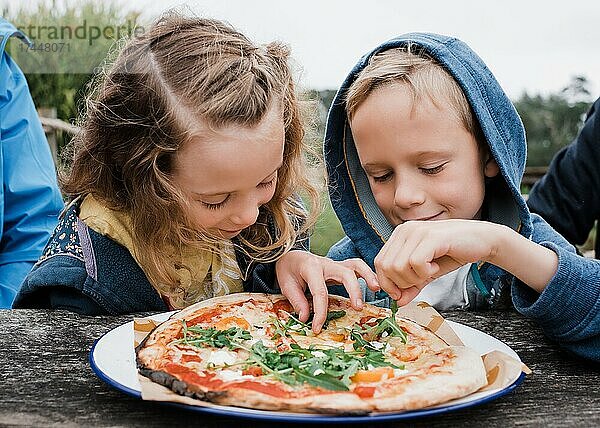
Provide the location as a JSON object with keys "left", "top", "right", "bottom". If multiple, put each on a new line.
{"left": 0, "top": 18, "right": 64, "bottom": 307}
{"left": 324, "top": 33, "right": 600, "bottom": 361}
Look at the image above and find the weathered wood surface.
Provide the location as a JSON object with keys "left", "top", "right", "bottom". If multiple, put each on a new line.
{"left": 0, "top": 309, "right": 598, "bottom": 427}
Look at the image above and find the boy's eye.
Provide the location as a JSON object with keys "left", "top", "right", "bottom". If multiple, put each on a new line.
{"left": 372, "top": 172, "right": 393, "bottom": 183}
{"left": 420, "top": 164, "right": 446, "bottom": 175}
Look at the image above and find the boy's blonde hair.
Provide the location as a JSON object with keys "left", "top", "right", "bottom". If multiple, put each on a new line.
{"left": 62, "top": 13, "right": 320, "bottom": 291}
{"left": 346, "top": 44, "right": 483, "bottom": 143}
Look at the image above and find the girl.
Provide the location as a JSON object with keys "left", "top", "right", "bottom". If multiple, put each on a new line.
{"left": 13, "top": 13, "right": 379, "bottom": 330}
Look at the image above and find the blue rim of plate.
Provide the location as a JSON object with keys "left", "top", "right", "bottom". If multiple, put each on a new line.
{"left": 89, "top": 333, "right": 526, "bottom": 424}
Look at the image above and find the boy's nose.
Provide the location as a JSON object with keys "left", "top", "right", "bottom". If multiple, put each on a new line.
{"left": 393, "top": 182, "right": 425, "bottom": 208}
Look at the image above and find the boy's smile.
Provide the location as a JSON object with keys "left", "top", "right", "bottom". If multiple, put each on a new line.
{"left": 350, "top": 83, "right": 499, "bottom": 226}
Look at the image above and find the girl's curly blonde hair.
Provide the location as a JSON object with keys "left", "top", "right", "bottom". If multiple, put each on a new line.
{"left": 61, "top": 13, "right": 320, "bottom": 291}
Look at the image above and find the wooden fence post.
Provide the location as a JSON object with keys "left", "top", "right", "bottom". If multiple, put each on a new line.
{"left": 522, "top": 166, "right": 548, "bottom": 188}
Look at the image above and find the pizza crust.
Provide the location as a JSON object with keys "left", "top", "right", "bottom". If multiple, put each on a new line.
{"left": 365, "top": 346, "right": 487, "bottom": 411}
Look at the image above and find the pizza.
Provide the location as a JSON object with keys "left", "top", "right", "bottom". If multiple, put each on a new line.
{"left": 136, "top": 293, "right": 487, "bottom": 414}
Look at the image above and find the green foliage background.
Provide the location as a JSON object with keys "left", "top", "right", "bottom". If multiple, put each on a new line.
{"left": 4, "top": 1, "right": 141, "bottom": 151}
{"left": 3, "top": 1, "right": 595, "bottom": 256}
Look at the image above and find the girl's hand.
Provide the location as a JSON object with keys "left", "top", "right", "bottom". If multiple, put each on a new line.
{"left": 275, "top": 250, "right": 379, "bottom": 333}
{"left": 375, "top": 219, "right": 502, "bottom": 305}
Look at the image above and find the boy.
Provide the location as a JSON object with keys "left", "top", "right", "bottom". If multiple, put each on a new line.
{"left": 321, "top": 33, "right": 600, "bottom": 361}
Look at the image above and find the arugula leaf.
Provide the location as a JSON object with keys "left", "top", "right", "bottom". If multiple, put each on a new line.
{"left": 351, "top": 330, "right": 378, "bottom": 351}
{"left": 174, "top": 321, "right": 252, "bottom": 350}
{"left": 373, "top": 318, "right": 407, "bottom": 342}
{"left": 351, "top": 304, "right": 407, "bottom": 344}
{"left": 340, "top": 359, "right": 361, "bottom": 386}
{"left": 271, "top": 310, "right": 347, "bottom": 338}
{"left": 323, "top": 310, "right": 347, "bottom": 329}
{"left": 171, "top": 309, "right": 406, "bottom": 393}
{"left": 294, "top": 368, "right": 349, "bottom": 391}
{"left": 269, "top": 316, "right": 294, "bottom": 339}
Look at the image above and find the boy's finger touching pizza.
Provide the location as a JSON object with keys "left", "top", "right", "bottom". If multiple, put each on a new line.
{"left": 280, "top": 281, "right": 310, "bottom": 322}
{"left": 396, "top": 286, "right": 421, "bottom": 306}
{"left": 377, "top": 253, "right": 421, "bottom": 287}
{"left": 377, "top": 273, "right": 403, "bottom": 301}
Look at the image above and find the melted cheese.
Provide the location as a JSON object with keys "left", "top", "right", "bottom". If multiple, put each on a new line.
{"left": 217, "top": 370, "right": 254, "bottom": 382}
{"left": 206, "top": 349, "right": 238, "bottom": 366}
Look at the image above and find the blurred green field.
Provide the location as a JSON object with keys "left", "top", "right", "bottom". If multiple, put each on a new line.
{"left": 309, "top": 196, "right": 345, "bottom": 256}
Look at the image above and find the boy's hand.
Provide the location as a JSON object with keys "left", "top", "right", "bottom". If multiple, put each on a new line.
{"left": 275, "top": 250, "right": 380, "bottom": 334}
{"left": 374, "top": 219, "right": 501, "bottom": 305}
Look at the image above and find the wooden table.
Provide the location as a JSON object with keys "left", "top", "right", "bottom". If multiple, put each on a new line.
{"left": 1, "top": 309, "right": 598, "bottom": 427}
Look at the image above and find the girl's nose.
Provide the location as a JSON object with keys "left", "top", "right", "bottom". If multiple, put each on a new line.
{"left": 229, "top": 203, "right": 260, "bottom": 229}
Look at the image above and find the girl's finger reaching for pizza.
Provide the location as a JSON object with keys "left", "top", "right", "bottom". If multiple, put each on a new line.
{"left": 328, "top": 266, "right": 364, "bottom": 311}
{"left": 279, "top": 281, "right": 311, "bottom": 322}
{"left": 340, "top": 258, "right": 380, "bottom": 292}
{"left": 303, "top": 269, "right": 330, "bottom": 334}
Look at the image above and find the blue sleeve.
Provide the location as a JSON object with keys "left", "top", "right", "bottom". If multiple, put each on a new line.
{"left": 326, "top": 236, "right": 362, "bottom": 262}
{"left": 0, "top": 261, "right": 32, "bottom": 306}
{"left": 13, "top": 253, "right": 106, "bottom": 315}
{"left": 0, "top": 45, "right": 64, "bottom": 307}
{"left": 527, "top": 98, "right": 600, "bottom": 247}
{"left": 326, "top": 236, "right": 362, "bottom": 298}
{"left": 512, "top": 214, "right": 600, "bottom": 361}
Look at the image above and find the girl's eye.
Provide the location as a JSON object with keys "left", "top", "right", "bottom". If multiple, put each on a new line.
{"left": 200, "top": 196, "right": 229, "bottom": 210}
{"left": 258, "top": 177, "right": 276, "bottom": 189}
{"left": 372, "top": 172, "right": 393, "bottom": 183}
{"left": 421, "top": 164, "right": 445, "bottom": 175}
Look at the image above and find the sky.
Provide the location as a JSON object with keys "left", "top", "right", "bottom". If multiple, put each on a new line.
{"left": 4, "top": 0, "right": 600, "bottom": 99}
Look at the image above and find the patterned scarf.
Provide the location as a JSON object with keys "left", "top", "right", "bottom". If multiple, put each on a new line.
{"left": 79, "top": 195, "right": 244, "bottom": 309}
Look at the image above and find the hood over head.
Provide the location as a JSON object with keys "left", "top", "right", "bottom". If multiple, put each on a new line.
{"left": 324, "top": 33, "right": 530, "bottom": 265}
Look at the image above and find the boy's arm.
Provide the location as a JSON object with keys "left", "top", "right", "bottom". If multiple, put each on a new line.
{"left": 511, "top": 215, "right": 600, "bottom": 361}
{"left": 373, "top": 219, "right": 559, "bottom": 303}
{"left": 511, "top": 247, "right": 600, "bottom": 361}
{"left": 487, "top": 223, "right": 559, "bottom": 293}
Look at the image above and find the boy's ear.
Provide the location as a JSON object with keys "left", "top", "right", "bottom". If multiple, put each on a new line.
{"left": 484, "top": 155, "right": 500, "bottom": 178}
